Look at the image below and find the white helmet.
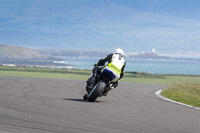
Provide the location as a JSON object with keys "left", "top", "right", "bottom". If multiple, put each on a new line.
{"left": 115, "top": 48, "right": 124, "bottom": 55}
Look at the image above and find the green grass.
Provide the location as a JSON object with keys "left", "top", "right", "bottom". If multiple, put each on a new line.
{"left": 121, "top": 75, "right": 200, "bottom": 85}
{"left": 162, "top": 83, "right": 200, "bottom": 108}
{"left": 0, "top": 66, "right": 200, "bottom": 85}
{"left": 0, "top": 70, "right": 89, "bottom": 80}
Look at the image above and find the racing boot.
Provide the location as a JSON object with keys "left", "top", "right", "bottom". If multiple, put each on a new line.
{"left": 86, "top": 67, "right": 98, "bottom": 93}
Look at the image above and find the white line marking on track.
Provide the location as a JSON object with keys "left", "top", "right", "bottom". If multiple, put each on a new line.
{"left": 155, "top": 90, "right": 200, "bottom": 111}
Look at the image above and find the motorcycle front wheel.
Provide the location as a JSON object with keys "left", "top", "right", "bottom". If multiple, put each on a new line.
{"left": 87, "top": 80, "right": 106, "bottom": 102}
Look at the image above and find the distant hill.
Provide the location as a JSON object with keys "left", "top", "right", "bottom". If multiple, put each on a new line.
{"left": 0, "top": 44, "right": 47, "bottom": 59}
{"left": 125, "top": 50, "right": 170, "bottom": 60}
{"left": 1, "top": 44, "right": 199, "bottom": 62}
{"left": 37, "top": 49, "right": 170, "bottom": 59}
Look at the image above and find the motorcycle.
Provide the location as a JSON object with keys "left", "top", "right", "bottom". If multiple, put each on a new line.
{"left": 83, "top": 69, "right": 116, "bottom": 102}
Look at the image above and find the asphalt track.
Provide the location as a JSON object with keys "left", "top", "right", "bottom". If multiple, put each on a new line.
{"left": 0, "top": 76, "right": 199, "bottom": 133}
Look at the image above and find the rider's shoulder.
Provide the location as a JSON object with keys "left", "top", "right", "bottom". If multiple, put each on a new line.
{"left": 106, "top": 53, "right": 113, "bottom": 58}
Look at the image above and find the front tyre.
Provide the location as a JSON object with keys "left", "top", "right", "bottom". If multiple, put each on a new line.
{"left": 83, "top": 93, "right": 88, "bottom": 100}
{"left": 87, "top": 80, "right": 106, "bottom": 102}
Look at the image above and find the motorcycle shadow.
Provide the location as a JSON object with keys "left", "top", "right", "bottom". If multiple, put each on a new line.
{"left": 63, "top": 98, "right": 102, "bottom": 103}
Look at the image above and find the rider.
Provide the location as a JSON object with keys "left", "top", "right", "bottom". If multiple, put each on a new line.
{"left": 86, "top": 48, "right": 126, "bottom": 94}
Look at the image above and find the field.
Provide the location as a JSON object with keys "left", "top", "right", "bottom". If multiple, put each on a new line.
{"left": 0, "top": 66, "right": 200, "bottom": 85}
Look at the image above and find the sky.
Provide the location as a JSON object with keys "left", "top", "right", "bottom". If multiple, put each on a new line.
{"left": 0, "top": 0, "right": 200, "bottom": 55}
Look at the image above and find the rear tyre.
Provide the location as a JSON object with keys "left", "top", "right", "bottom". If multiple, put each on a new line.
{"left": 87, "top": 80, "right": 106, "bottom": 102}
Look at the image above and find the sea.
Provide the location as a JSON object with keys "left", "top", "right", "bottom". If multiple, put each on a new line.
{"left": 62, "top": 57, "right": 200, "bottom": 75}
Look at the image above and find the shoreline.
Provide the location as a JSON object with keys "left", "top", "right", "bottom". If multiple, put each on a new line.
{"left": 0, "top": 57, "right": 200, "bottom": 75}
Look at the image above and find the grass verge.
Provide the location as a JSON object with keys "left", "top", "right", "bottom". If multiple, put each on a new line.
{"left": 162, "top": 83, "right": 200, "bottom": 108}
{"left": 0, "top": 66, "right": 200, "bottom": 85}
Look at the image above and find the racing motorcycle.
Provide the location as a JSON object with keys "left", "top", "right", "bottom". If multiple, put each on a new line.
{"left": 83, "top": 69, "right": 117, "bottom": 102}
